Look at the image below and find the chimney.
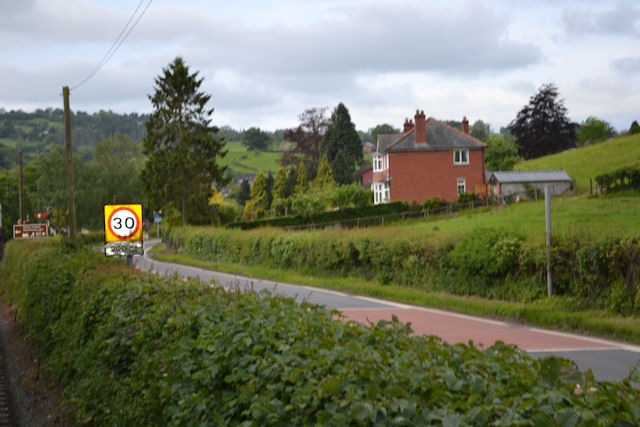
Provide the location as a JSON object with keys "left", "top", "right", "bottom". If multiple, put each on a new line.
{"left": 403, "top": 118, "right": 414, "bottom": 133}
{"left": 415, "top": 110, "right": 426, "bottom": 143}
{"left": 462, "top": 116, "right": 469, "bottom": 135}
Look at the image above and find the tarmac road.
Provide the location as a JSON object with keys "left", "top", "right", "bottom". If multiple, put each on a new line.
{"left": 134, "top": 239, "right": 640, "bottom": 383}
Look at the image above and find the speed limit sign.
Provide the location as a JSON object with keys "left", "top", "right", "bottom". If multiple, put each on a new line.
{"left": 104, "top": 204, "right": 144, "bottom": 257}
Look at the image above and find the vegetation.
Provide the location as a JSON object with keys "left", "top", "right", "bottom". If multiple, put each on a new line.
{"left": 321, "top": 103, "right": 363, "bottom": 184}
{"left": 241, "top": 127, "right": 272, "bottom": 151}
{"left": 3, "top": 240, "right": 640, "bottom": 425}
{"left": 484, "top": 133, "right": 518, "bottom": 171}
{"left": 515, "top": 133, "right": 640, "bottom": 194}
{"left": 281, "top": 107, "right": 328, "bottom": 172}
{"left": 511, "top": 83, "right": 577, "bottom": 159}
{"left": 141, "top": 57, "right": 227, "bottom": 225}
{"left": 577, "top": 116, "right": 617, "bottom": 146}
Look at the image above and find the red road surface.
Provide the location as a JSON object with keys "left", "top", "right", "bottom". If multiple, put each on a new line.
{"left": 341, "top": 307, "right": 622, "bottom": 351}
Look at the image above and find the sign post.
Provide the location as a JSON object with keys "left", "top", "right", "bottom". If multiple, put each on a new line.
{"left": 13, "top": 223, "right": 48, "bottom": 239}
{"left": 104, "top": 204, "right": 144, "bottom": 266}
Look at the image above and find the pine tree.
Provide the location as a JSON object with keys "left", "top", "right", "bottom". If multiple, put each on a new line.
{"left": 141, "top": 57, "right": 227, "bottom": 225}
{"left": 294, "top": 162, "right": 309, "bottom": 194}
{"left": 320, "top": 103, "right": 363, "bottom": 184}
{"left": 629, "top": 120, "right": 640, "bottom": 135}
{"left": 243, "top": 172, "right": 269, "bottom": 220}
{"left": 331, "top": 149, "right": 352, "bottom": 185}
{"left": 271, "top": 167, "right": 289, "bottom": 216}
{"left": 313, "top": 155, "right": 336, "bottom": 191}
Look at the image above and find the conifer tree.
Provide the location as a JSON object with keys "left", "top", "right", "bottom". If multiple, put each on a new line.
{"left": 141, "top": 57, "right": 226, "bottom": 225}
{"left": 243, "top": 172, "right": 269, "bottom": 220}
{"left": 320, "top": 103, "right": 362, "bottom": 184}
{"left": 294, "top": 162, "right": 309, "bottom": 194}
{"left": 313, "top": 155, "right": 336, "bottom": 191}
{"left": 271, "top": 167, "right": 289, "bottom": 216}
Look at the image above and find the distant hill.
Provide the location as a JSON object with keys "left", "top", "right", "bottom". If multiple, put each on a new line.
{"left": 0, "top": 108, "right": 148, "bottom": 168}
{"left": 514, "top": 133, "right": 640, "bottom": 194}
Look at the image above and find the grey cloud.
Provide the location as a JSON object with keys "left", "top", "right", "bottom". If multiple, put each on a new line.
{"left": 563, "top": 3, "right": 640, "bottom": 37}
{"left": 611, "top": 56, "right": 640, "bottom": 73}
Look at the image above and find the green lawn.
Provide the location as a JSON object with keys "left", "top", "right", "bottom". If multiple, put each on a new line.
{"left": 400, "top": 194, "right": 640, "bottom": 243}
{"left": 514, "top": 133, "right": 640, "bottom": 194}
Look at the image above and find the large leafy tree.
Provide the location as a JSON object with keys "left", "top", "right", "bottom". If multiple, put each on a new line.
{"left": 242, "top": 127, "right": 271, "bottom": 151}
{"left": 577, "top": 116, "right": 616, "bottom": 146}
{"left": 484, "top": 134, "right": 518, "bottom": 171}
{"left": 369, "top": 123, "right": 400, "bottom": 144}
{"left": 282, "top": 107, "right": 328, "bottom": 170}
{"left": 321, "top": 103, "right": 363, "bottom": 184}
{"left": 141, "top": 57, "right": 227, "bottom": 225}
{"left": 510, "top": 83, "right": 577, "bottom": 159}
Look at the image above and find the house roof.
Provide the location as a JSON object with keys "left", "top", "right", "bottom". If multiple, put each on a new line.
{"left": 376, "top": 117, "right": 486, "bottom": 153}
{"left": 490, "top": 170, "right": 572, "bottom": 184}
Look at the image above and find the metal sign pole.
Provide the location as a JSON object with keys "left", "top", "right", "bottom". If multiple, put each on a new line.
{"left": 545, "top": 185, "right": 553, "bottom": 297}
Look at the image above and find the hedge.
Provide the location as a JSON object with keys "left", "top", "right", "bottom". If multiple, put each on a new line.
{"left": 595, "top": 166, "right": 640, "bottom": 194}
{"left": 1, "top": 240, "right": 640, "bottom": 424}
{"left": 227, "top": 201, "right": 409, "bottom": 230}
{"left": 169, "top": 226, "right": 640, "bottom": 315}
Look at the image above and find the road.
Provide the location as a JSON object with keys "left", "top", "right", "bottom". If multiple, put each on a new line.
{"left": 135, "top": 240, "right": 640, "bottom": 383}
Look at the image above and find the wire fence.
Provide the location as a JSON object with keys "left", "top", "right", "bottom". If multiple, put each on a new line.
{"left": 283, "top": 199, "right": 494, "bottom": 231}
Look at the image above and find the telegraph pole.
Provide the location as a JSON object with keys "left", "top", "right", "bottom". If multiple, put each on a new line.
{"left": 63, "top": 86, "right": 77, "bottom": 243}
{"left": 545, "top": 185, "right": 553, "bottom": 297}
{"left": 19, "top": 151, "right": 23, "bottom": 223}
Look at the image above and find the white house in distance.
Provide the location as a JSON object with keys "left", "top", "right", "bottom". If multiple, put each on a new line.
{"left": 488, "top": 170, "right": 572, "bottom": 201}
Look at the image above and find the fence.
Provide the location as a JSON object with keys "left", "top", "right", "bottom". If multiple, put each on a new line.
{"left": 283, "top": 199, "right": 493, "bottom": 231}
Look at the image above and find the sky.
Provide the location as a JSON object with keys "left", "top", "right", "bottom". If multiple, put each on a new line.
{"left": 1, "top": 0, "right": 639, "bottom": 133}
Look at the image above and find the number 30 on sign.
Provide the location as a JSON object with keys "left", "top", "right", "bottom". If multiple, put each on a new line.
{"left": 104, "top": 204, "right": 143, "bottom": 243}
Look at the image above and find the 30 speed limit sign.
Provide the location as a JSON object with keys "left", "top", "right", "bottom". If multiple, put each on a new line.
{"left": 104, "top": 204, "right": 144, "bottom": 257}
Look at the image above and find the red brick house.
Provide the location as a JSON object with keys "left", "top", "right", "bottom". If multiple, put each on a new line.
{"left": 372, "top": 110, "right": 486, "bottom": 204}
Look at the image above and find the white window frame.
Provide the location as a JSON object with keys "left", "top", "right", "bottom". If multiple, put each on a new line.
{"left": 373, "top": 182, "right": 390, "bottom": 205}
{"left": 453, "top": 149, "right": 469, "bottom": 165}
{"left": 373, "top": 154, "right": 383, "bottom": 172}
{"left": 457, "top": 177, "right": 466, "bottom": 195}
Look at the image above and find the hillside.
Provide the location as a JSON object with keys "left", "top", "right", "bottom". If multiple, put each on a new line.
{"left": 514, "top": 133, "right": 640, "bottom": 194}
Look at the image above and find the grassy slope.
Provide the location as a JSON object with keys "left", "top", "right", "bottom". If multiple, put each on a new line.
{"left": 219, "top": 140, "right": 284, "bottom": 174}
{"left": 514, "top": 133, "right": 640, "bottom": 194}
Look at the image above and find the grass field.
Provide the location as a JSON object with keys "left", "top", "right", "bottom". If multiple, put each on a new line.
{"left": 399, "top": 194, "right": 640, "bottom": 243}
{"left": 219, "top": 140, "right": 284, "bottom": 174}
{"left": 514, "top": 133, "right": 640, "bottom": 194}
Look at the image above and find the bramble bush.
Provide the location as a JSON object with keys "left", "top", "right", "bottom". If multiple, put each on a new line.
{"left": 1, "top": 240, "right": 640, "bottom": 424}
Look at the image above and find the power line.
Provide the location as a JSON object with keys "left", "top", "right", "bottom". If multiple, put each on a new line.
{"left": 71, "top": 0, "right": 152, "bottom": 91}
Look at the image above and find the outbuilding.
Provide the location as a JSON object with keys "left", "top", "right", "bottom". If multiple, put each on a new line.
{"left": 489, "top": 170, "right": 572, "bottom": 202}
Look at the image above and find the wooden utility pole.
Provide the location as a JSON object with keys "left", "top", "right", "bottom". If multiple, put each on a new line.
{"left": 63, "top": 86, "right": 77, "bottom": 243}
{"left": 19, "top": 151, "right": 23, "bottom": 223}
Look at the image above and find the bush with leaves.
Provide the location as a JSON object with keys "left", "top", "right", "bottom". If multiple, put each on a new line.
{"left": 2, "top": 240, "right": 640, "bottom": 425}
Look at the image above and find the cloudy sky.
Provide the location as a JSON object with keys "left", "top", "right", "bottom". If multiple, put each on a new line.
{"left": 1, "top": 0, "right": 639, "bottom": 133}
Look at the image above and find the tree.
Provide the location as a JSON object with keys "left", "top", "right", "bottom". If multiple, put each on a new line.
{"left": 629, "top": 120, "right": 640, "bottom": 135}
{"left": 470, "top": 120, "right": 490, "bottom": 141}
{"left": 313, "top": 155, "right": 336, "bottom": 191}
{"left": 331, "top": 149, "right": 353, "bottom": 185}
{"left": 294, "top": 161, "right": 309, "bottom": 194}
{"left": 484, "top": 134, "right": 518, "bottom": 171}
{"left": 237, "top": 179, "right": 251, "bottom": 207}
{"left": 140, "top": 57, "right": 227, "bottom": 225}
{"left": 282, "top": 107, "right": 328, "bottom": 170}
{"left": 510, "top": 83, "right": 577, "bottom": 159}
{"left": 271, "top": 167, "right": 289, "bottom": 216}
{"left": 241, "top": 127, "right": 272, "bottom": 151}
{"left": 321, "top": 103, "right": 363, "bottom": 184}
{"left": 369, "top": 123, "right": 400, "bottom": 144}
{"left": 577, "top": 116, "right": 616, "bottom": 146}
{"left": 243, "top": 172, "right": 269, "bottom": 220}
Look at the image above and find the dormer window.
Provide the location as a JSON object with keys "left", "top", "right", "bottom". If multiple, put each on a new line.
{"left": 454, "top": 149, "right": 469, "bottom": 165}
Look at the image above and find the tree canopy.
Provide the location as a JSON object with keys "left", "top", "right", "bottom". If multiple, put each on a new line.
{"left": 484, "top": 134, "right": 518, "bottom": 171}
{"left": 577, "top": 116, "right": 616, "bottom": 146}
{"left": 470, "top": 120, "right": 490, "bottom": 141}
{"left": 140, "top": 57, "right": 227, "bottom": 225}
{"left": 241, "top": 127, "right": 272, "bottom": 151}
{"left": 320, "top": 103, "right": 363, "bottom": 184}
{"left": 510, "top": 83, "right": 577, "bottom": 159}
{"left": 629, "top": 120, "right": 640, "bottom": 135}
{"left": 369, "top": 123, "right": 400, "bottom": 144}
{"left": 282, "top": 107, "right": 328, "bottom": 170}
{"left": 313, "top": 155, "right": 336, "bottom": 191}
